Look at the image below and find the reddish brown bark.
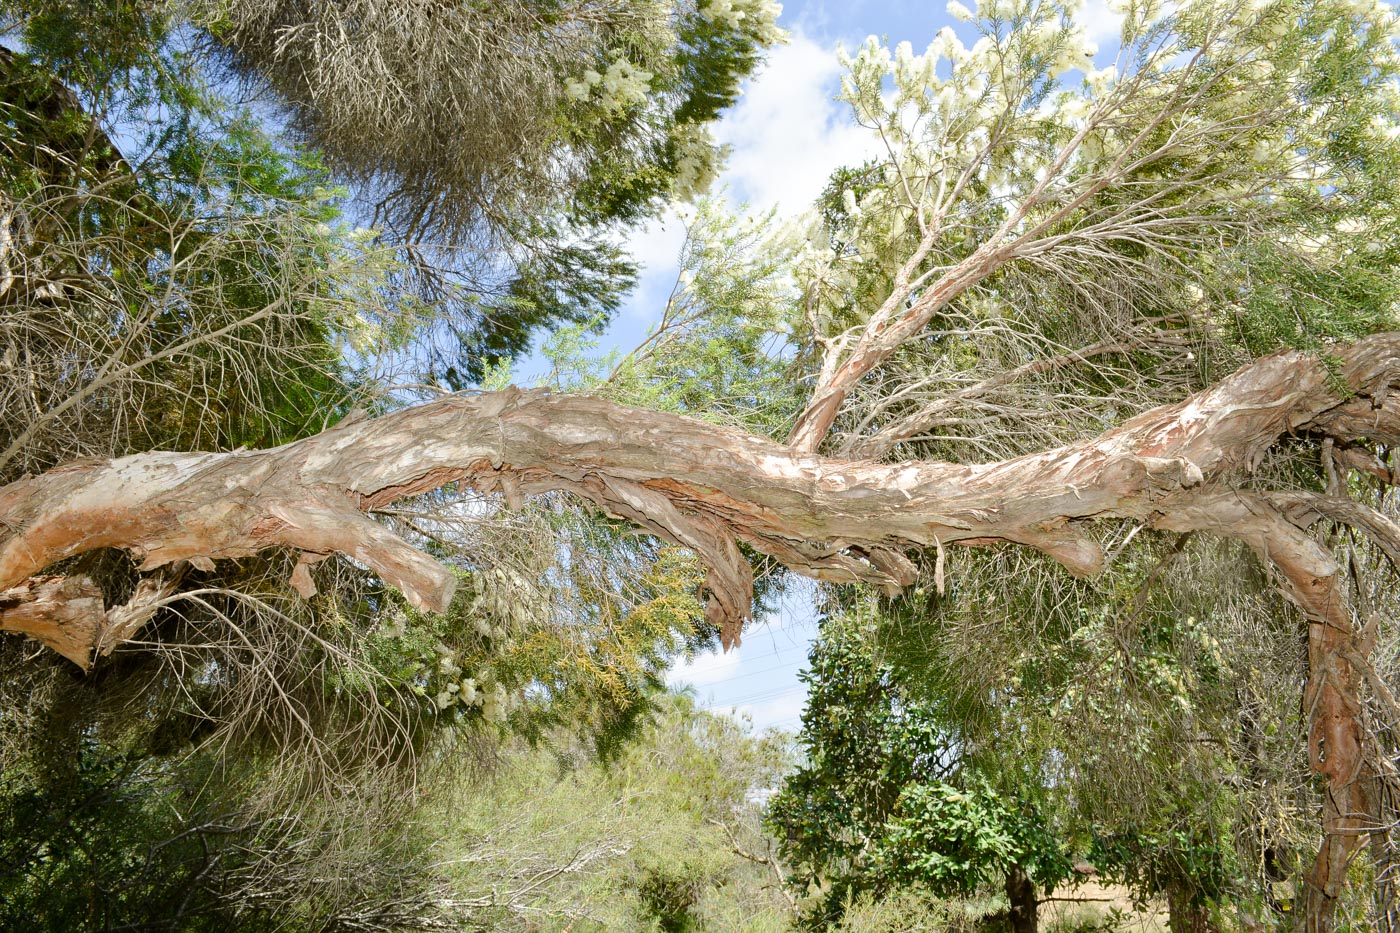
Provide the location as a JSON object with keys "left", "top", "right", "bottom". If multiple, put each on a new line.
{"left": 1006, "top": 865, "right": 1038, "bottom": 933}
{"left": 5, "top": 335, "right": 1394, "bottom": 646}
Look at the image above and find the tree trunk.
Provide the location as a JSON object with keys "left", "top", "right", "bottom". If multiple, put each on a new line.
{"left": 1006, "top": 865, "right": 1037, "bottom": 933}
{"left": 1166, "top": 885, "right": 1218, "bottom": 933}
{"left": 1297, "top": 614, "right": 1372, "bottom": 932}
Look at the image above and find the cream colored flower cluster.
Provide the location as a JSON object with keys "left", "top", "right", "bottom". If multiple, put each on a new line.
{"left": 566, "top": 55, "right": 655, "bottom": 113}
{"left": 700, "top": 0, "right": 787, "bottom": 44}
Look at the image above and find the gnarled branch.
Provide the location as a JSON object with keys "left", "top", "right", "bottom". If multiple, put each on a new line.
{"left": 1, "top": 334, "right": 1398, "bottom": 664}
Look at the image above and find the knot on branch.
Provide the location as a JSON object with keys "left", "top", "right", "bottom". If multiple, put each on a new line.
{"left": 1102, "top": 454, "right": 1203, "bottom": 497}
{"left": 0, "top": 574, "right": 104, "bottom": 667}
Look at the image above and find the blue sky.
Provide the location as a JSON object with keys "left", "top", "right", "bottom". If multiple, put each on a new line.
{"left": 653, "top": 0, "right": 937, "bottom": 733}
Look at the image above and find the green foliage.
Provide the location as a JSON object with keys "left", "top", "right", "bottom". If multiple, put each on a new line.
{"left": 0, "top": 0, "right": 738, "bottom": 761}
{"left": 876, "top": 776, "right": 1072, "bottom": 896}
{"left": 0, "top": 11, "right": 755, "bottom": 929}
{"left": 0, "top": 6, "right": 411, "bottom": 478}
{"left": 0, "top": 737, "right": 273, "bottom": 932}
{"left": 786, "top": 0, "right": 1400, "bottom": 465}
{"left": 832, "top": 887, "right": 1006, "bottom": 933}
{"left": 868, "top": 532, "right": 1317, "bottom": 926}
{"left": 422, "top": 692, "right": 795, "bottom": 932}
{"left": 189, "top": 0, "right": 787, "bottom": 383}
{"left": 767, "top": 606, "right": 1072, "bottom": 926}
{"left": 0, "top": 690, "right": 795, "bottom": 932}
{"left": 540, "top": 198, "right": 807, "bottom": 441}
{"left": 349, "top": 534, "right": 707, "bottom": 755}
{"left": 1089, "top": 817, "right": 1237, "bottom": 912}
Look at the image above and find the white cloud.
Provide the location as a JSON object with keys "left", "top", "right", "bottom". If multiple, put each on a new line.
{"left": 617, "top": 30, "right": 876, "bottom": 329}
{"left": 626, "top": 211, "right": 689, "bottom": 278}
{"left": 619, "top": 210, "right": 688, "bottom": 323}
{"left": 667, "top": 647, "right": 742, "bottom": 688}
{"left": 1082, "top": 0, "right": 1126, "bottom": 46}
{"left": 738, "top": 687, "right": 809, "bottom": 732}
{"left": 716, "top": 30, "right": 880, "bottom": 215}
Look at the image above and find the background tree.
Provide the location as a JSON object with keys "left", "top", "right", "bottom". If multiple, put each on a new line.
{"left": 767, "top": 604, "right": 1073, "bottom": 931}
{"left": 191, "top": 0, "right": 788, "bottom": 382}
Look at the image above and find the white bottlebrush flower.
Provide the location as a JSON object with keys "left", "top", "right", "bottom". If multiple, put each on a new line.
{"left": 671, "top": 123, "right": 720, "bottom": 203}
{"left": 482, "top": 684, "right": 510, "bottom": 722}
{"left": 1247, "top": 59, "right": 1274, "bottom": 80}
{"left": 1052, "top": 38, "right": 1095, "bottom": 76}
{"left": 1060, "top": 94, "right": 1091, "bottom": 122}
{"left": 700, "top": 0, "right": 745, "bottom": 29}
{"left": 598, "top": 56, "right": 653, "bottom": 112}
{"left": 842, "top": 187, "right": 860, "bottom": 216}
{"left": 947, "top": 0, "right": 976, "bottom": 21}
{"left": 1370, "top": 114, "right": 1400, "bottom": 141}
{"left": 1085, "top": 64, "right": 1117, "bottom": 94}
{"left": 932, "top": 27, "right": 971, "bottom": 65}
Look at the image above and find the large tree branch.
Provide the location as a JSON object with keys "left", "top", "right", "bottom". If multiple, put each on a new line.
{"left": 1, "top": 333, "right": 1399, "bottom": 667}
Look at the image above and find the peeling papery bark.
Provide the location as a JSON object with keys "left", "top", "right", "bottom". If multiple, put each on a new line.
{"left": 2, "top": 335, "right": 1399, "bottom": 922}
{"left": 1156, "top": 496, "right": 1373, "bottom": 930}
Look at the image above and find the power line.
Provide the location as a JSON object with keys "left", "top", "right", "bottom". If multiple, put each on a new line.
{"left": 699, "top": 683, "right": 808, "bottom": 710}
{"left": 669, "top": 656, "right": 806, "bottom": 687}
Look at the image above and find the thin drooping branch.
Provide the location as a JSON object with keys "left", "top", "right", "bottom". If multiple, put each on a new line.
{"left": 1, "top": 333, "right": 1398, "bottom": 667}
{"left": 785, "top": 27, "right": 1294, "bottom": 455}
{"left": 843, "top": 326, "right": 1193, "bottom": 459}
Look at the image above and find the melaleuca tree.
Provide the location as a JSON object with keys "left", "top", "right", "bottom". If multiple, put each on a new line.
{"left": 4, "top": 1, "right": 1400, "bottom": 931}
{"left": 0, "top": 2, "right": 780, "bottom": 927}
{"left": 189, "top": 0, "right": 789, "bottom": 382}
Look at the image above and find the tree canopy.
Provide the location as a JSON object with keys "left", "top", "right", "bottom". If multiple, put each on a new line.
{"left": 2, "top": 0, "right": 1400, "bottom": 929}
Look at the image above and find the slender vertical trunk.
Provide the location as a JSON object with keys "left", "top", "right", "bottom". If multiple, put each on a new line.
{"left": 1299, "top": 618, "right": 1372, "bottom": 933}
{"left": 1166, "top": 884, "right": 1218, "bottom": 933}
{"left": 1006, "top": 865, "right": 1037, "bottom": 933}
{"left": 1374, "top": 773, "right": 1400, "bottom": 932}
